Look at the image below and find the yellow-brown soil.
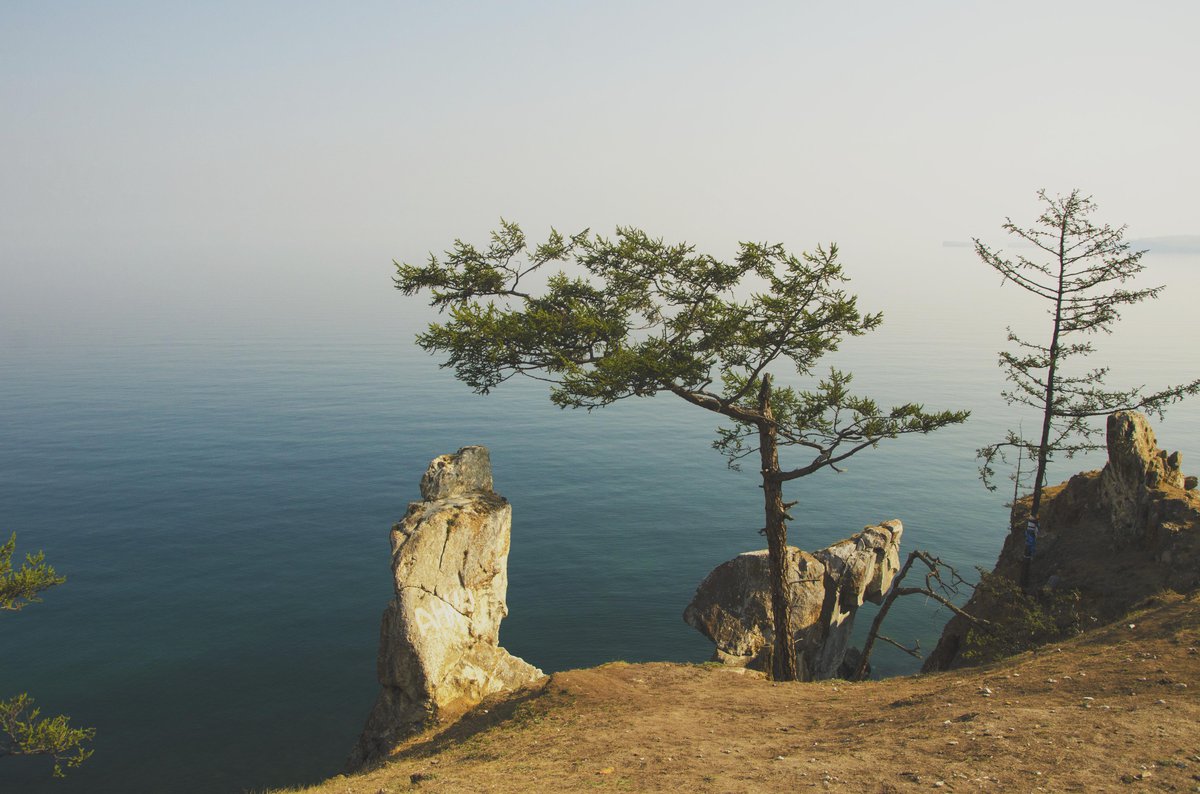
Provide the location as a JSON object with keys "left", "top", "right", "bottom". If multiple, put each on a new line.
{"left": 283, "top": 591, "right": 1200, "bottom": 794}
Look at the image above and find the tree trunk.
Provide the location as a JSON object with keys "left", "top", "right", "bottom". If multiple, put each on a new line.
{"left": 757, "top": 374, "right": 800, "bottom": 681}
{"left": 1024, "top": 218, "right": 1068, "bottom": 589}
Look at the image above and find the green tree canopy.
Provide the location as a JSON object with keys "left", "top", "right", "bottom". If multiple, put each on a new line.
{"left": 397, "top": 222, "right": 968, "bottom": 680}
{"left": 1, "top": 534, "right": 94, "bottom": 777}
{"left": 1, "top": 533, "right": 65, "bottom": 612}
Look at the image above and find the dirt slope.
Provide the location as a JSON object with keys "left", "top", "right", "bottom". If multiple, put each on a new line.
{"left": 283, "top": 591, "right": 1200, "bottom": 794}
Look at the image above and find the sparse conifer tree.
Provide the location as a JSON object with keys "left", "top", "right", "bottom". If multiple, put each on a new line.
{"left": 975, "top": 190, "right": 1200, "bottom": 585}
{"left": 396, "top": 223, "right": 968, "bottom": 680}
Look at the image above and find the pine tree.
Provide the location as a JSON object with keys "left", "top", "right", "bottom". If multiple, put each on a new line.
{"left": 397, "top": 223, "right": 968, "bottom": 680}
{"left": 975, "top": 190, "right": 1200, "bottom": 585}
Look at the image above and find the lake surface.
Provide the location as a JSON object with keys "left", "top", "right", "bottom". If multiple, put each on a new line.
{"left": 2, "top": 253, "right": 1198, "bottom": 792}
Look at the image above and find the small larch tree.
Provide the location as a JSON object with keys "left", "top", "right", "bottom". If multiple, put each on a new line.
{"left": 975, "top": 190, "right": 1200, "bottom": 585}
{"left": 1, "top": 533, "right": 94, "bottom": 778}
{"left": 396, "top": 222, "right": 968, "bottom": 680}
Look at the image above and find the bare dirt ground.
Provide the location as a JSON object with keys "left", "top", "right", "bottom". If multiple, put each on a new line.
{"left": 284, "top": 591, "right": 1200, "bottom": 794}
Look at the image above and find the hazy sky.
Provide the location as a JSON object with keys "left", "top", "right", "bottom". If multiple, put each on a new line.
{"left": 3, "top": 1, "right": 1198, "bottom": 344}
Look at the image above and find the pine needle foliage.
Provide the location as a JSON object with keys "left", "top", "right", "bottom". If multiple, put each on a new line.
{"left": 0, "top": 694, "right": 95, "bottom": 778}
{"left": 0, "top": 533, "right": 94, "bottom": 778}
{"left": 1, "top": 533, "right": 65, "bottom": 611}
{"left": 396, "top": 222, "right": 968, "bottom": 680}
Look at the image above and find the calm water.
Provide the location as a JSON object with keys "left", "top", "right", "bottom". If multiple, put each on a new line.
{"left": 2, "top": 257, "right": 1198, "bottom": 792}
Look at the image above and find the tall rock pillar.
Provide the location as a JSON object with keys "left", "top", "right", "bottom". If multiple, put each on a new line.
{"left": 348, "top": 447, "right": 543, "bottom": 769}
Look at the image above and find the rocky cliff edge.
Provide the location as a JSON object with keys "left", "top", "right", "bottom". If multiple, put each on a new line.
{"left": 924, "top": 411, "right": 1200, "bottom": 671}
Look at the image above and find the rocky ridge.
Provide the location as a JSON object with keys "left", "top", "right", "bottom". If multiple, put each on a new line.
{"left": 283, "top": 413, "right": 1200, "bottom": 793}
{"left": 924, "top": 410, "right": 1200, "bottom": 671}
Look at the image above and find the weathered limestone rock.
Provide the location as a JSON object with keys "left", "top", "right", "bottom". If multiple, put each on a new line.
{"left": 1101, "top": 411, "right": 1186, "bottom": 541}
{"left": 348, "top": 447, "right": 543, "bottom": 769}
{"left": 683, "top": 520, "right": 903, "bottom": 680}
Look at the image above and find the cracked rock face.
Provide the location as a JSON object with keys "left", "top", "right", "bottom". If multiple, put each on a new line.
{"left": 683, "top": 520, "right": 903, "bottom": 680}
{"left": 1101, "top": 411, "right": 1186, "bottom": 541}
{"left": 348, "top": 447, "right": 543, "bottom": 769}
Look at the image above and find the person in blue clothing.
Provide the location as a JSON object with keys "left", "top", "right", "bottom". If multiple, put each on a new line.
{"left": 1024, "top": 513, "right": 1039, "bottom": 559}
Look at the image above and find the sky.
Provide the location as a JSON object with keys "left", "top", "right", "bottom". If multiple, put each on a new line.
{"left": 2, "top": 1, "right": 1198, "bottom": 346}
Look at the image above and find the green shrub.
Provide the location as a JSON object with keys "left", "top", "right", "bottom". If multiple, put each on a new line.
{"left": 961, "top": 569, "right": 1082, "bottom": 664}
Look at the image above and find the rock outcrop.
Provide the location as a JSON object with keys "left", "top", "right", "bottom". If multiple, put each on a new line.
{"left": 348, "top": 447, "right": 543, "bottom": 769}
{"left": 683, "top": 520, "right": 903, "bottom": 680}
{"left": 1101, "top": 411, "right": 1188, "bottom": 542}
{"left": 923, "top": 411, "right": 1200, "bottom": 672}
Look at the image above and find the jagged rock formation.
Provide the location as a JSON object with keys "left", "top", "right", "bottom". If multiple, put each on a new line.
{"left": 1101, "top": 411, "right": 1188, "bottom": 541}
{"left": 348, "top": 447, "right": 543, "bottom": 769}
{"left": 924, "top": 411, "right": 1200, "bottom": 672}
{"left": 683, "top": 520, "right": 903, "bottom": 680}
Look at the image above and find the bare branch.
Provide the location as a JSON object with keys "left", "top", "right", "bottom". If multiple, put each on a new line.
{"left": 878, "top": 635, "right": 922, "bottom": 659}
{"left": 854, "top": 550, "right": 985, "bottom": 680}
